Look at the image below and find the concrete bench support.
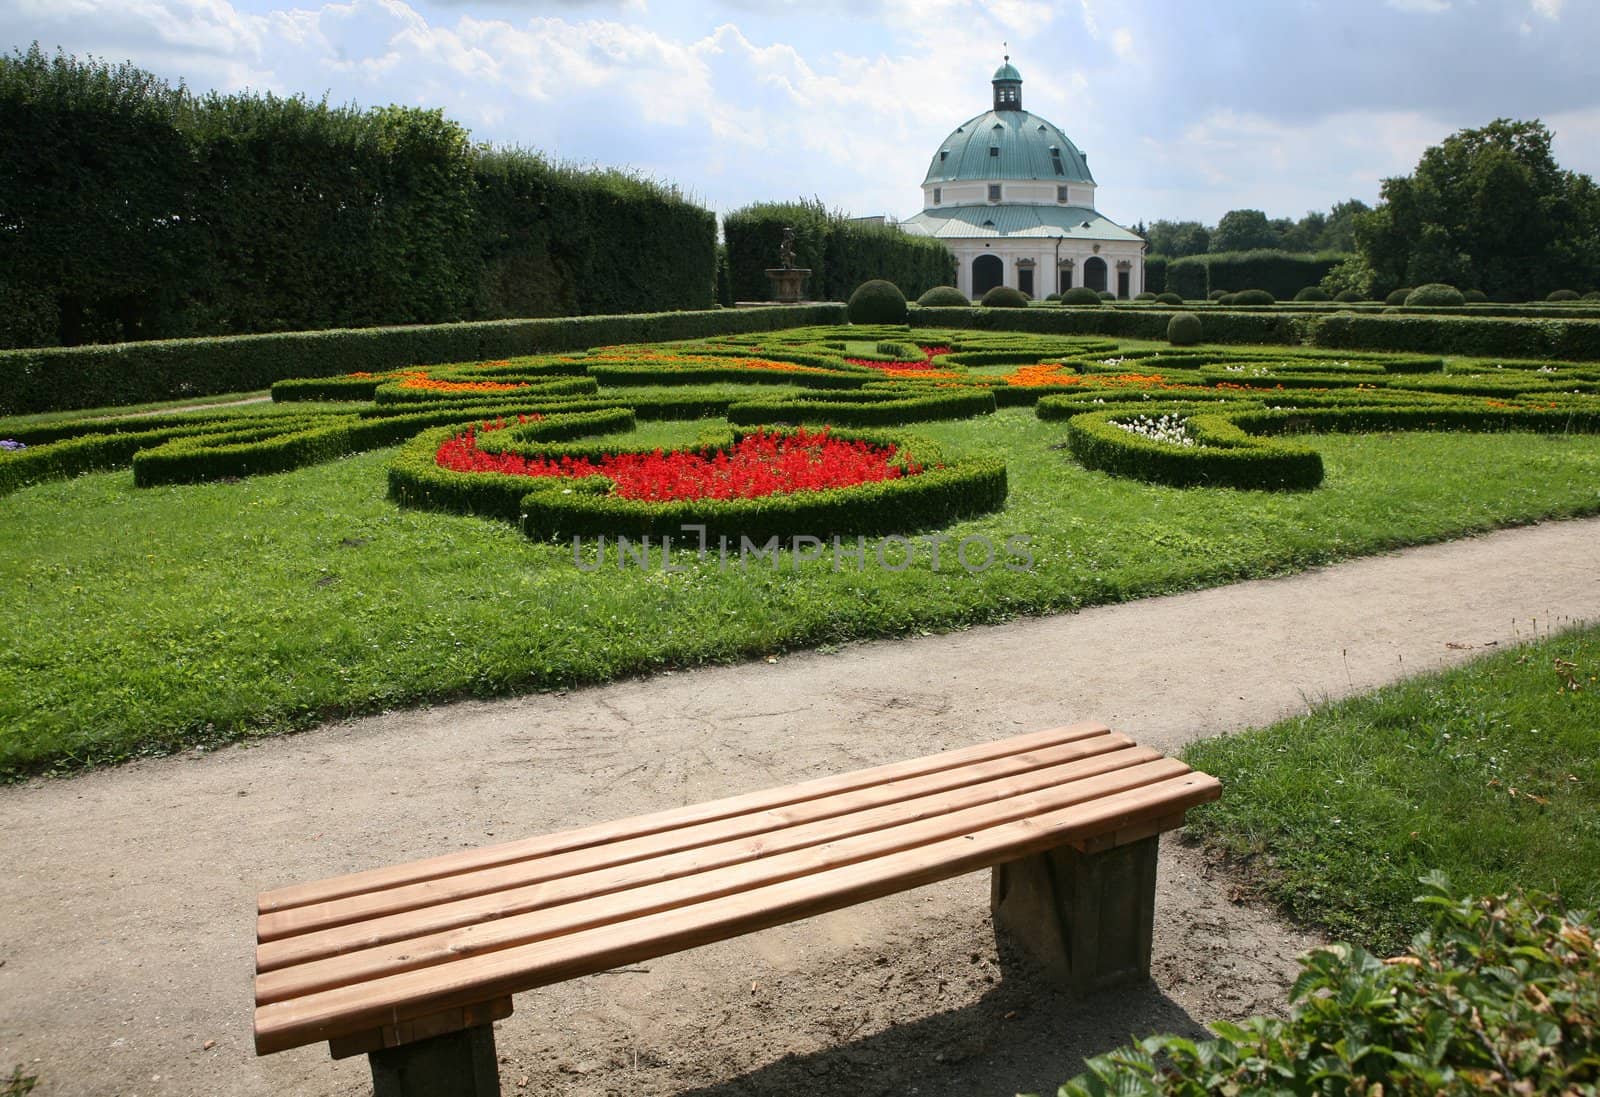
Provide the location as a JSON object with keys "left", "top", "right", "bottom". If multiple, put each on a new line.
{"left": 990, "top": 834, "right": 1159, "bottom": 995}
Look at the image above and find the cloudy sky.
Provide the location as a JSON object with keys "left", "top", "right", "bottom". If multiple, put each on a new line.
{"left": 4, "top": 0, "right": 1598, "bottom": 229}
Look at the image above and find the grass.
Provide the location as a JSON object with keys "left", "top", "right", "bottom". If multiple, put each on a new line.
{"left": 4, "top": 409, "right": 1600, "bottom": 777}
{"left": 1181, "top": 624, "right": 1600, "bottom": 954}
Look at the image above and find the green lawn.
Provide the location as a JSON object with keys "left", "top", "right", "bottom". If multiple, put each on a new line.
{"left": 4, "top": 409, "right": 1599, "bottom": 777}
{"left": 1181, "top": 623, "right": 1600, "bottom": 954}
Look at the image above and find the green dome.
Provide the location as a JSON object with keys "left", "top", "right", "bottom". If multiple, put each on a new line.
{"left": 923, "top": 110, "right": 1094, "bottom": 186}
{"left": 993, "top": 60, "right": 1022, "bottom": 81}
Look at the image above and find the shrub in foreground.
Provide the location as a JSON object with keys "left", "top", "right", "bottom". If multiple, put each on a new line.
{"left": 1166, "top": 312, "right": 1202, "bottom": 346}
{"left": 915, "top": 285, "right": 968, "bottom": 307}
{"left": 980, "top": 285, "right": 1030, "bottom": 308}
{"left": 1053, "top": 876, "right": 1600, "bottom": 1097}
{"left": 1406, "top": 283, "right": 1466, "bottom": 307}
{"left": 847, "top": 280, "right": 908, "bottom": 325}
{"left": 1060, "top": 287, "right": 1103, "bottom": 307}
{"left": 1293, "top": 286, "right": 1330, "bottom": 302}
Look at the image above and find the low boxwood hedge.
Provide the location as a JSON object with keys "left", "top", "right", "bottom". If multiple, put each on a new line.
{"left": 726, "top": 388, "right": 996, "bottom": 426}
{"left": 1059, "top": 403, "right": 1324, "bottom": 490}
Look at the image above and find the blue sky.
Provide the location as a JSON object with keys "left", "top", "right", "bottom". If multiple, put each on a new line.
{"left": 4, "top": 0, "right": 1598, "bottom": 229}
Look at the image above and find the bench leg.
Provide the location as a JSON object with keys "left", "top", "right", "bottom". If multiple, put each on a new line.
{"left": 989, "top": 834, "right": 1158, "bottom": 996}
{"left": 368, "top": 1023, "right": 501, "bottom": 1097}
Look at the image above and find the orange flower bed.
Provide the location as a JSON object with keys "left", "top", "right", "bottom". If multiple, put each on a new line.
{"left": 396, "top": 376, "right": 533, "bottom": 393}
{"left": 1003, "top": 363, "right": 1084, "bottom": 387}
{"left": 587, "top": 351, "right": 833, "bottom": 375}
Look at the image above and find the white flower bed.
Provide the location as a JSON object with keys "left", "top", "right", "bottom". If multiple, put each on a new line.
{"left": 1113, "top": 413, "right": 1195, "bottom": 447}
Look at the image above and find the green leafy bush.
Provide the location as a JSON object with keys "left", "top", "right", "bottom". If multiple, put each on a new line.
{"left": 1217, "top": 294, "right": 1237, "bottom": 306}
{"left": 1584, "top": 291, "right": 1600, "bottom": 302}
{"left": 1464, "top": 288, "right": 1489, "bottom": 302}
{"left": 847, "top": 279, "right": 908, "bottom": 325}
{"left": 1293, "top": 286, "right": 1330, "bottom": 302}
{"left": 1231, "top": 289, "right": 1276, "bottom": 306}
{"left": 1336, "top": 289, "right": 1365, "bottom": 302}
{"left": 1060, "top": 287, "right": 1103, "bottom": 307}
{"left": 916, "top": 286, "right": 968, "bottom": 307}
{"left": 1166, "top": 313, "right": 1202, "bottom": 346}
{"left": 1166, "top": 250, "right": 1347, "bottom": 301}
{"left": 1207, "top": 289, "right": 1228, "bottom": 302}
{"left": 1386, "top": 287, "right": 1414, "bottom": 305}
{"left": 1056, "top": 404, "right": 1324, "bottom": 490}
{"left": 1549, "top": 289, "right": 1582, "bottom": 302}
{"left": 980, "top": 285, "right": 1031, "bottom": 309}
{"left": 1055, "top": 876, "right": 1600, "bottom": 1097}
{"left": 1156, "top": 292, "right": 1183, "bottom": 306}
{"left": 1097, "top": 291, "right": 1116, "bottom": 301}
{"left": 1135, "top": 291, "right": 1157, "bottom": 301}
{"left": 1312, "top": 313, "right": 1600, "bottom": 360}
{"left": 1407, "top": 283, "right": 1466, "bottom": 307}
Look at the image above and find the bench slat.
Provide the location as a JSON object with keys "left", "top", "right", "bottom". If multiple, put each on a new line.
{"left": 259, "top": 733, "right": 1144, "bottom": 947}
{"left": 259, "top": 723, "right": 1113, "bottom": 914}
{"left": 255, "top": 769, "right": 1219, "bottom": 1053}
{"left": 257, "top": 747, "right": 1169, "bottom": 990}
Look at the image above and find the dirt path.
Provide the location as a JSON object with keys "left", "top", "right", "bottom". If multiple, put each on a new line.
{"left": 3, "top": 517, "right": 1598, "bottom": 1097}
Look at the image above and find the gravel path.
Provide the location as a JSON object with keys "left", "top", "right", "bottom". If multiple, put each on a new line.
{"left": 3, "top": 516, "right": 1598, "bottom": 1097}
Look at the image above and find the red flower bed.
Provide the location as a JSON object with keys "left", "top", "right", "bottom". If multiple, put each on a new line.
{"left": 434, "top": 425, "right": 915, "bottom": 501}
{"left": 845, "top": 344, "right": 952, "bottom": 374}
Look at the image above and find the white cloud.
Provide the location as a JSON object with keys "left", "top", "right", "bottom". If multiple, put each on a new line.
{"left": 1531, "top": 0, "right": 1564, "bottom": 18}
{"left": 1386, "top": 0, "right": 1451, "bottom": 12}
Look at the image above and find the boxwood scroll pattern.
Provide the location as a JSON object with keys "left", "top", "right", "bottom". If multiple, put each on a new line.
{"left": 388, "top": 419, "right": 1009, "bottom": 541}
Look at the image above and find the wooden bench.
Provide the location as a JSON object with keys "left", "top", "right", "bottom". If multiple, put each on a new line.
{"left": 253, "top": 722, "right": 1220, "bottom": 1096}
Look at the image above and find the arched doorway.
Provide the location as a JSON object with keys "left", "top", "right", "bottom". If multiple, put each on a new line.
{"left": 972, "top": 254, "right": 1004, "bottom": 297}
{"left": 1083, "top": 256, "right": 1108, "bottom": 293}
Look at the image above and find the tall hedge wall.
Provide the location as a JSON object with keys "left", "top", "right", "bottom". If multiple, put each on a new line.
{"left": 0, "top": 305, "right": 847, "bottom": 415}
{"left": 0, "top": 46, "right": 717, "bottom": 350}
{"left": 723, "top": 200, "right": 956, "bottom": 303}
{"left": 1143, "top": 256, "right": 1168, "bottom": 295}
{"left": 1166, "top": 250, "right": 1348, "bottom": 300}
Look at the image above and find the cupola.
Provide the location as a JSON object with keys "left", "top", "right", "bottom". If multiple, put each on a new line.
{"left": 992, "top": 55, "right": 1022, "bottom": 111}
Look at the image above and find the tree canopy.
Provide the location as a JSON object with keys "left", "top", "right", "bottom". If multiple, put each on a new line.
{"left": 1350, "top": 118, "right": 1600, "bottom": 299}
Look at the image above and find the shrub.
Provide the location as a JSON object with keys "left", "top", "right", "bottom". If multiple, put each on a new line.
{"left": 1207, "top": 289, "right": 1228, "bottom": 302}
{"left": 847, "top": 279, "right": 908, "bottom": 325}
{"left": 1335, "top": 289, "right": 1364, "bottom": 303}
{"left": 1156, "top": 292, "right": 1183, "bottom": 306}
{"left": 1097, "top": 291, "right": 1116, "bottom": 301}
{"left": 1293, "top": 286, "right": 1330, "bottom": 302}
{"left": 1058, "top": 405, "right": 1323, "bottom": 490}
{"left": 1406, "top": 283, "right": 1466, "bottom": 307}
{"left": 1043, "top": 293, "right": 1062, "bottom": 303}
{"left": 1166, "top": 312, "right": 1202, "bottom": 346}
{"left": 1057, "top": 877, "right": 1600, "bottom": 1097}
{"left": 1385, "top": 287, "right": 1414, "bottom": 305}
{"left": 980, "top": 285, "right": 1030, "bottom": 308}
{"left": 1549, "top": 288, "right": 1582, "bottom": 302}
{"left": 1584, "top": 291, "right": 1600, "bottom": 302}
{"left": 1134, "top": 291, "right": 1157, "bottom": 301}
{"left": 1166, "top": 250, "right": 1347, "bottom": 302}
{"left": 1231, "top": 289, "right": 1276, "bottom": 306}
{"left": 915, "top": 285, "right": 968, "bottom": 307}
{"left": 1217, "top": 294, "right": 1238, "bottom": 306}
{"left": 1060, "top": 287, "right": 1103, "bottom": 307}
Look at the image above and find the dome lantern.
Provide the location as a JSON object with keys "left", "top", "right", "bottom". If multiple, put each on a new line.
{"left": 992, "top": 54, "right": 1022, "bottom": 111}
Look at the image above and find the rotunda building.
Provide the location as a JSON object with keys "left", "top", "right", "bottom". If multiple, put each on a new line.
{"left": 901, "top": 58, "right": 1145, "bottom": 299}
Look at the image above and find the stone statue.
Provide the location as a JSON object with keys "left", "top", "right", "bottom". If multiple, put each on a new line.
{"left": 778, "top": 227, "right": 797, "bottom": 271}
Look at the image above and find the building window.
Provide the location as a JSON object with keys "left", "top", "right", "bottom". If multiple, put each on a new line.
{"left": 933, "top": 187, "right": 941, "bottom": 204}
{"left": 989, "top": 146, "right": 999, "bottom": 158}
{"left": 940, "top": 149, "right": 949, "bottom": 161}
{"left": 988, "top": 184, "right": 1001, "bottom": 202}
{"left": 1057, "top": 185, "right": 1069, "bottom": 203}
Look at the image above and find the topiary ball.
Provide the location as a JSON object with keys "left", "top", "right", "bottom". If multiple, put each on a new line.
{"left": 1157, "top": 292, "right": 1183, "bottom": 306}
{"left": 848, "top": 279, "right": 908, "bottom": 324}
{"left": 1335, "top": 289, "right": 1364, "bottom": 303}
{"left": 1294, "top": 286, "right": 1331, "bottom": 302}
{"left": 1217, "top": 293, "right": 1238, "bottom": 306}
{"left": 1584, "top": 291, "right": 1600, "bottom": 302}
{"left": 1232, "top": 288, "right": 1276, "bottom": 306}
{"left": 1167, "top": 312, "right": 1202, "bottom": 346}
{"left": 980, "top": 285, "right": 1030, "bottom": 308}
{"left": 1548, "top": 289, "right": 1581, "bottom": 302}
{"left": 916, "top": 285, "right": 969, "bottom": 307}
{"left": 1060, "top": 286, "right": 1103, "bottom": 307}
{"left": 1405, "top": 283, "right": 1466, "bottom": 307}
{"left": 1044, "top": 292, "right": 1062, "bottom": 303}
{"left": 1097, "top": 290, "right": 1116, "bottom": 301}
{"left": 1385, "top": 287, "right": 1413, "bottom": 306}
{"left": 1135, "top": 291, "right": 1158, "bottom": 301}
{"left": 1463, "top": 289, "right": 1489, "bottom": 302}
{"left": 1208, "top": 289, "right": 1229, "bottom": 301}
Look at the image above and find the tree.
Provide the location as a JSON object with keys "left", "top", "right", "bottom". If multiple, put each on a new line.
{"left": 1145, "top": 219, "right": 1211, "bottom": 258}
{"left": 1317, "top": 199, "right": 1369, "bottom": 252}
{"left": 1211, "top": 208, "right": 1279, "bottom": 252}
{"left": 1353, "top": 119, "right": 1600, "bottom": 299}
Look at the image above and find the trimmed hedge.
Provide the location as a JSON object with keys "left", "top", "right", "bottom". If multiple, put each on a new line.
{"left": 0, "top": 304, "right": 847, "bottom": 415}
{"left": 1313, "top": 313, "right": 1600, "bottom": 360}
{"left": 1167, "top": 313, "right": 1202, "bottom": 346}
{"left": 1059, "top": 404, "right": 1324, "bottom": 490}
{"left": 916, "top": 286, "right": 968, "bottom": 307}
{"left": 1407, "top": 283, "right": 1466, "bottom": 307}
{"left": 1165, "top": 251, "right": 1348, "bottom": 300}
{"left": 1060, "top": 287, "right": 1104, "bottom": 307}
{"left": 909, "top": 305, "right": 1306, "bottom": 346}
{"left": 389, "top": 422, "right": 1008, "bottom": 540}
{"left": 725, "top": 388, "right": 997, "bottom": 426}
{"left": 847, "top": 280, "right": 908, "bottom": 324}
{"left": 981, "top": 286, "right": 1031, "bottom": 308}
